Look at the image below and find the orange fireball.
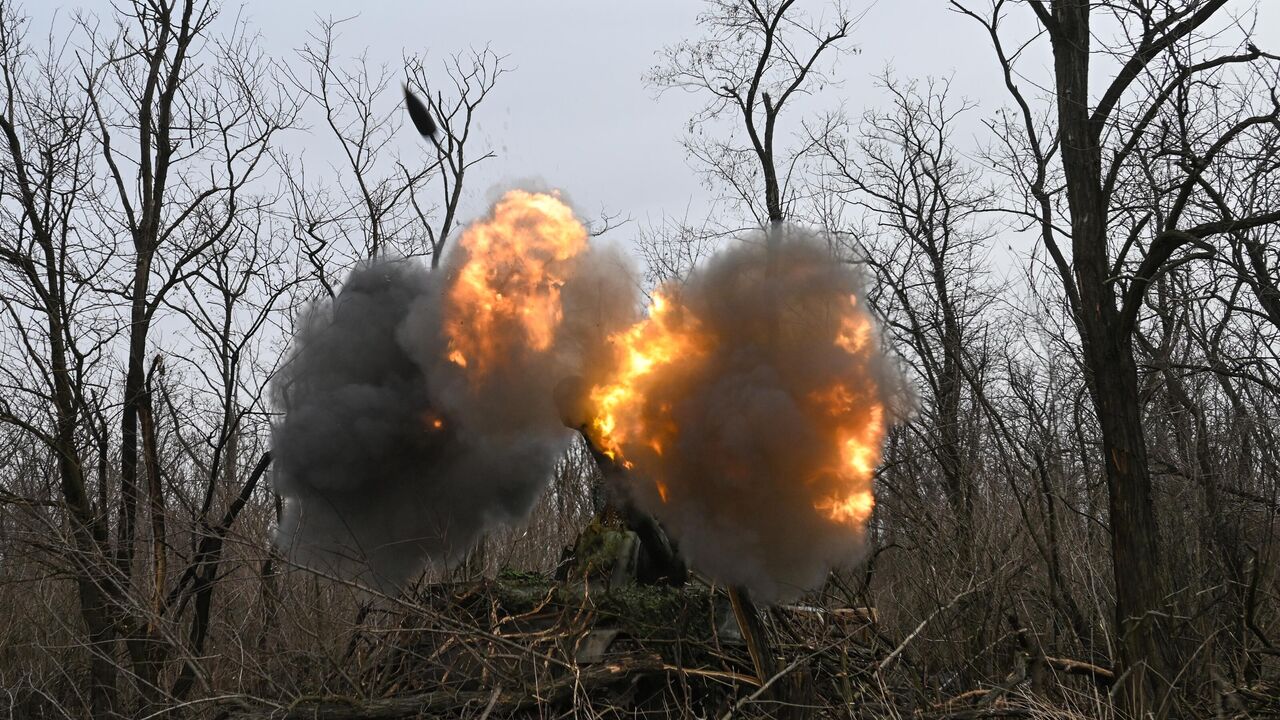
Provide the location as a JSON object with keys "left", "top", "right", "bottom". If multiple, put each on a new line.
{"left": 583, "top": 235, "right": 896, "bottom": 579}
{"left": 590, "top": 292, "right": 710, "bottom": 472}
{"left": 444, "top": 190, "right": 588, "bottom": 374}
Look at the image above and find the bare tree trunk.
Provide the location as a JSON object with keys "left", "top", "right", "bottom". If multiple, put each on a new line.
{"left": 1046, "top": 5, "right": 1180, "bottom": 713}
{"left": 170, "top": 451, "right": 273, "bottom": 700}
{"left": 0, "top": 64, "right": 123, "bottom": 717}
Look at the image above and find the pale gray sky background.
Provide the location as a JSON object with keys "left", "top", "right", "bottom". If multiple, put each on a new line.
{"left": 23, "top": 0, "right": 1280, "bottom": 253}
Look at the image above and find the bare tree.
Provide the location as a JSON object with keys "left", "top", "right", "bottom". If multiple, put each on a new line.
{"left": 280, "top": 22, "right": 504, "bottom": 300}
{"left": 820, "top": 74, "right": 998, "bottom": 553}
{"left": 647, "top": 0, "right": 856, "bottom": 230}
{"left": 286, "top": 17, "right": 427, "bottom": 262}
{"left": 0, "top": 3, "right": 118, "bottom": 711}
{"left": 404, "top": 47, "right": 506, "bottom": 268}
{"left": 0, "top": 0, "right": 297, "bottom": 712}
{"left": 953, "top": 1, "right": 1280, "bottom": 713}
{"left": 157, "top": 199, "right": 304, "bottom": 701}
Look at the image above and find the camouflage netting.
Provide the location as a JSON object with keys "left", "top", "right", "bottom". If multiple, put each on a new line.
{"left": 217, "top": 550, "right": 915, "bottom": 719}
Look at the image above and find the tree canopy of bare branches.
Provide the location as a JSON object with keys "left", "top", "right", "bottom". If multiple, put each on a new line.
{"left": 1, "top": 1, "right": 1279, "bottom": 719}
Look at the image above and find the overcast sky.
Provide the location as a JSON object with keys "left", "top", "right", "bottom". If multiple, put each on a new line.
{"left": 26, "top": 0, "right": 1280, "bottom": 248}
{"left": 241, "top": 0, "right": 1040, "bottom": 227}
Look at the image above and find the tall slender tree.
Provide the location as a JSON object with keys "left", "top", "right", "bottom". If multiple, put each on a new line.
{"left": 955, "top": 1, "right": 1280, "bottom": 714}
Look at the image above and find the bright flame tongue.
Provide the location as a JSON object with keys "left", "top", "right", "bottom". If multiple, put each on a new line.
{"left": 445, "top": 190, "right": 588, "bottom": 373}
{"left": 590, "top": 293, "right": 708, "bottom": 469}
{"left": 588, "top": 248, "right": 887, "bottom": 541}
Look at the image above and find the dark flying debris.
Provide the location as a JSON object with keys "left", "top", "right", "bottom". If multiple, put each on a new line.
{"left": 404, "top": 85, "right": 438, "bottom": 138}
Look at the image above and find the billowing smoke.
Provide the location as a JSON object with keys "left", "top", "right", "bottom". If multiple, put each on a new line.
{"left": 585, "top": 226, "right": 910, "bottom": 602}
{"left": 271, "top": 190, "right": 638, "bottom": 591}
{"left": 272, "top": 189, "right": 905, "bottom": 602}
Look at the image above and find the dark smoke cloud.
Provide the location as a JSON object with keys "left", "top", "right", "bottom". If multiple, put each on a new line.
{"left": 597, "top": 227, "right": 911, "bottom": 602}
{"left": 270, "top": 195, "right": 903, "bottom": 602}
{"left": 271, "top": 191, "right": 640, "bottom": 592}
{"left": 269, "top": 261, "right": 526, "bottom": 591}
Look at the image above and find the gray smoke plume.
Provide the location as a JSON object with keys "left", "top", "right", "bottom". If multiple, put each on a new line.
{"left": 271, "top": 193, "right": 903, "bottom": 602}
{"left": 589, "top": 226, "right": 911, "bottom": 602}
{"left": 271, "top": 190, "right": 639, "bottom": 592}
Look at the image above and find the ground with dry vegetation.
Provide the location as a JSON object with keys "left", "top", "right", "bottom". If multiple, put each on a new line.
{"left": 183, "top": 566, "right": 1273, "bottom": 720}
